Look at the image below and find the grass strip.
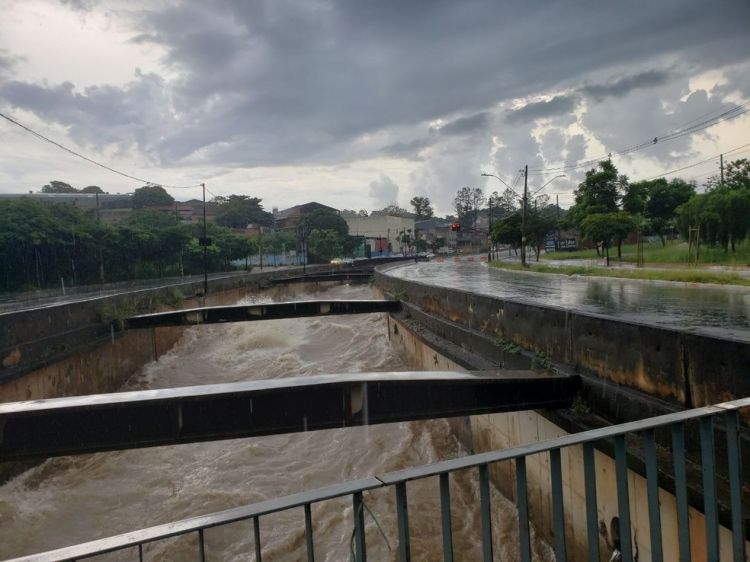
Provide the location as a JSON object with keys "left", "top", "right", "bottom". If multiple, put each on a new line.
{"left": 489, "top": 260, "right": 750, "bottom": 286}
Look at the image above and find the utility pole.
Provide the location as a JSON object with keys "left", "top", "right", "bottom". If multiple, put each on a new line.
{"left": 95, "top": 191, "right": 104, "bottom": 284}
{"left": 259, "top": 227, "right": 264, "bottom": 270}
{"left": 487, "top": 194, "right": 493, "bottom": 262}
{"left": 556, "top": 194, "right": 561, "bottom": 251}
{"left": 521, "top": 165, "right": 528, "bottom": 267}
{"left": 720, "top": 153, "right": 725, "bottom": 187}
{"left": 201, "top": 183, "right": 208, "bottom": 297}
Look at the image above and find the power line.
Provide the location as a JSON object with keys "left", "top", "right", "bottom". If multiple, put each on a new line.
{"left": 0, "top": 110, "right": 203, "bottom": 189}
{"left": 528, "top": 100, "right": 750, "bottom": 175}
{"left": 642, "top": 142, "right": 750, "bottom": 181}
{"left": 511, "top": 169, "right": 523, "bottom": 188}
{"left": 205, "top": 187, "right": 221, "bottom": 200}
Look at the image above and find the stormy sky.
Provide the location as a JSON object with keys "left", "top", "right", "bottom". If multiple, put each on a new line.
{"left": 0, "top": 0, "right": 749, "bottom": 213}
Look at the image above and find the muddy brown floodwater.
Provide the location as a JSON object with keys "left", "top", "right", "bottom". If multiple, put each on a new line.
{"left": 0, "top": 284, "right": 552, "bottom": 561}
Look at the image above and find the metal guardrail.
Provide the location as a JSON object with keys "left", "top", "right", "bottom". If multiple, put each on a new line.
{"left": 125, "top": 300, "right": 401, "bottom": 329}
{"left": 8, "top": 397, "right": 749, "bottom": 562}
{"left": 0, "top": 272, "right": 247, "bottom": 314}
{"left": 0, "top": 371, "right": 578, "bottom": 460}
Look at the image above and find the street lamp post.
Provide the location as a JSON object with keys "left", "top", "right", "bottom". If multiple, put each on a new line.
{"left": 201, "top": 183, "right": 208, "bottom": 296}
{"left": 481, "top": 171, "right": 527, "bottom": 265}
{"left": 521, "top": 165, "right": 528, "bottom": 266}
{"left": 487, "top": 194, "right": 493, "bottom": 262}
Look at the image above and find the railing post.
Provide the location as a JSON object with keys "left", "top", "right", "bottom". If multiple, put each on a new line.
{"left": 253, "top": 517, "right": 262, "bottom": 562}
{"left": 583, "top": 442, "right": 601, "bottom": 562}
{"left": 700, "top": 416, "right": 719, "bottom": 561}
{"left": 198, "top": 529, "right": 206, "bottom": 562}
{"left": 642, "top": 429, "right": 663, "bottom": 562}
{"left": 478, "top": 464, "right": 493, "bottom": 562}
{"left": 304, "top": 503, "right": 315, "bottom": 562}
{"left": 549, "top": 448, "right": 567, "bottom": 561}
{"left": 614, "top": 435, "right": 633, "bottom": 562}
{"left": 672, "top": 422, "right": 691, "bottom": 562}
{"left": 516, "top": 457, "right": 531, "bottom": 562}
{"left": 725, "top": 411, "right": 746, "bottom": 562}
{"left": 395, "top": 482, "right": 411, "bottom": 562}
{"left": 352, "top": 492, "right": 367, "bottom": 562}
{"left": 439, "top": 473, "right": 454, "bottom": 562}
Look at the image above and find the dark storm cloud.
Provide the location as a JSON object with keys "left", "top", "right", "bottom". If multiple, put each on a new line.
{"left": 581, "top": 69, "right": 672, "bottom": 101}
{"left": 580, "top": 77, "right": 735, "bottom": 168}
{"left": 381, "top": 138, "right": 434, "bottom": 160}
{"left": 0, "top": 72, "right": 171, "bottom": 152}
{"left": 436, "top": 112, "right": 491, "bottom": 136}
{"left": 3, "top": 0, "right": 749, "bottom": 171}
{"left": 506, "top": 95, "right": 580, "bottom": 124}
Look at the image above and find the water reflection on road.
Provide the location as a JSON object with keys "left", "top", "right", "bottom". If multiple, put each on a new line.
{"left": 389, "top": 262, "right": 750, "bottom": 341}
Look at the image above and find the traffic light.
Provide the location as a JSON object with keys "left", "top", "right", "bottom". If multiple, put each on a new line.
{"left": 450, "top": 223, "right": 461, "bottom": 232}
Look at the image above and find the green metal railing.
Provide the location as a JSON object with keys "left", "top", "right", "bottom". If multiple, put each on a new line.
{"left": 7, "top": 397, "right": 749, "bottom": 562}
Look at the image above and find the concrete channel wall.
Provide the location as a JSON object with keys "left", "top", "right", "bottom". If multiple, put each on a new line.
{"left": 0, "top": 265, "right": 342, "bottom": 402}
{"left": 379, "top": 269, "right": 749, "bottom": 561}
{"left": 375, "top": 264, "right": 750, "bottom": 416}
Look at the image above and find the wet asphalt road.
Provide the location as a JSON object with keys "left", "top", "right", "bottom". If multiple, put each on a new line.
{"left": 388, "top": 261, "right": 750, "bottom": 341}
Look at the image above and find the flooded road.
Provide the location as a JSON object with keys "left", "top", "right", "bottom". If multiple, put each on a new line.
{"left": 389, "top": 261, "right": 750, "bottom": 341}
{"left": 0, "top": 284, "right": 551, "bottom": 561}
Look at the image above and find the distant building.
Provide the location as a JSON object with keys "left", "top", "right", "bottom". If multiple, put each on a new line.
{"left": 345, "top": 215, "right": 415, "bottom": 255}
{"left": 274, "top": 202, "right": 339, "bottom": 230}
{"left": 414, "top": 217, "right": 457, "bottom": 249}
{"left": 146, "top": 200, "right": 217, "bottom": 223}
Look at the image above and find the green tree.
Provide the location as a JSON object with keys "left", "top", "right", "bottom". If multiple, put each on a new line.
{"left": 410, "top": 196, "right": 433, "bottom": 218}
{"left": 117, "top": 211, "right": 186, "bottom": 276}
{"left": 567, "top": 160, "right": 627, "bottom": 255}
{"left": 526, "top": 203, "right": 558, "bottom": 261}
{"left": 377, "top": 204, "right": 411, "bottom": 217}
{"left": 580, "top": 212, "right": 634, "bottom": 264}
{"left": 491, "top": 212, "right": 522, "bottom": 254}
{"left": 453, "top": 186, "right": 485, "bottom": 227}
{"left": 430, "top": 236, "right": 446, "bottom": 252}
{"left": 131, "top": 185, "right": 174, "bottom": 208}
{"left": 621, "top": 180, "right": 650, "bottom": 215}
{"left": 80, "top": 185, "right": 105, "bottom": 194}
{"left": 307, "top": 229, "right": 344, "bottom": 262}
{"left": 214, "top": 195, "right": 273, "bottom": 228}
{"left": 724, "top": 158, "right": 750, "bottom": 189}
{"left": 41, "top": 180, "right": 78, "bottom": 193}
{"left": 646, "top": 179, "right": 695, "bottom": 246}
{"left": 303, "top": 209, "right": 349, "bottom": 237}
{"left": 567, "top": 160, "right": 623, "bottom": 224}
{"left": 705, "top": 158, "right": 750, "bottom": 191}
{"left": 495, "top": 188, "right": 519, "bottom": 218}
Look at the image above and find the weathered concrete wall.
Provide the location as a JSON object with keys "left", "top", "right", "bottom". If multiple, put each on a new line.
{"left": 375, "top": 265, "right": 750, "bottom": 414}
{"left": 388, "top": 313, "right": 747, "bottom": 562}
{"left": 0, "top": 266, "right": 338, "bottom": 388}
{"left": 0, "top": 281, "right": 257, "bottom": 404}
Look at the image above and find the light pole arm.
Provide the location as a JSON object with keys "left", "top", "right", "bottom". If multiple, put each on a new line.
{"left": 531, "top": 174, "right": 566, "bottom": 196}
{"left": 481, "top": 173, "right": 516, "bottom": 193}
